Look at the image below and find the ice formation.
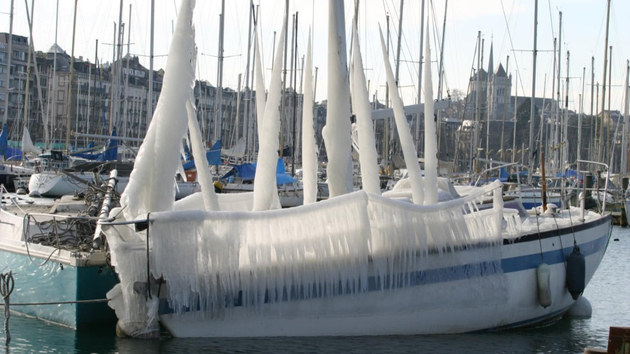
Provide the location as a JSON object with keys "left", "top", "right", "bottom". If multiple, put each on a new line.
{"left": 322, "top": 0, "right": 353, "bottom": 198}
{"left": 252, "top": 21, "right": 285, "bottom": 211}
{"left": 145, "top": 181, "right": 505, "bottom": 317}
{"left": 302, "top": 30, "right": 318, "bottom": 204}
{"left": 378, "top": 28, "right": 424, "bottom": 205}
{"left": 186, "top": 96, "right": 219, "bottom": 211}
{"left": 423, "top": 26, "right": 438, "bottom": 205}
{"left": 120, "top": 0, "right": 196, "bottom": 220}
{"left": 254, "top": 27, "right": 266, "bottom": 141}
{"left": 350, "top": 22, "right": 381, "bottom": 195}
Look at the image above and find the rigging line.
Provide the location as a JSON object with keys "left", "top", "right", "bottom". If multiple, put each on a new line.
{"left": 499, "top": 0, "right": 526, "bottom": 96}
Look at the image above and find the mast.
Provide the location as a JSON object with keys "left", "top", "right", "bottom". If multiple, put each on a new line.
{"left": 621, "top": 60, "right": 630, "bottom": 174}
{"left": 22, "top": 0, "right": 34, "bottom": 138}
{"left": 472, "top": 31, "right": 481, "bottom": 176}
{"left": 576, "top": 67, "right": 586, "bottom": 169}
{"left": 436, "top": 0, "right": 448, "bottom": 158}
{"left": 2, "top": 0, "right": 13, "bottom": 132}
{"left": 215, "top": 0, "right": 225, "bottom": 144}
{"left": 64, "top": 0, "right": 78, "bottom": 151}
{"left": 147, "top": 0, "right": 155, "bottom": 130}
{"left": 512, "top": 72, "right": 518, "bottom": 164}
{"left": 589, "top": 56, "right": 595, "bottom": 162}
{"left": 415, "top": 0, "right": 425, "bottom": 154}
{"left": 279, "top": 0, "right": 289, "bottom": 157}
{"left": 527, "top": 0, "right": 538, "bottom": 184}
{"left": 599, "top": 0, "right": 611, "bottom": 163}
{"left": 500, "top": 56, "right": 509, "bottom": 162}
{"left": 291, "top": 12, "right": 299, "bottom": 176}
{"left": 549, "top": 38, "right": 556, "bottom": 170}
{"left": 555, "top": 12, "right": 562, "bottom": 172}
{"left": 562, "top": 51, "right": 569, "bottom": 174}
{"left": 394, "top": 0, "right": 404, "bottom": 83}
{"left": 606, "top": 46, "right": 612, "bottom": 165}
{"left": 243, "top": 0, "right": 254, "bottom": 160}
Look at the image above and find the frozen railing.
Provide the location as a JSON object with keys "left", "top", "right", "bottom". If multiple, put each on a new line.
{"left": 107, "top": 180, "right": 506, "bottom": 318}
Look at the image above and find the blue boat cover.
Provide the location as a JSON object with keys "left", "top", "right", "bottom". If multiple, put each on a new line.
{"left": 0, "top": 124, "right": 7, "bottom": 157}
{"left": 221, "top": 157, "right": 297, "bottom": 185}
{"left": 182, "top": 140, "right": 222, "bottom": 170}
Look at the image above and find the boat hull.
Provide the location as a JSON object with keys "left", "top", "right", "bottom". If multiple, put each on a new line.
{"left": 158, "top": 216, "right": 611, "bottom": 337}
{"left": 0, "top": 249, "right": 118, "bottom": 329}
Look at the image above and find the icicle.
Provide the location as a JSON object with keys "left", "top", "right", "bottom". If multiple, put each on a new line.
{"left": 302, "top": 30, "right": 318, "bottom": 204}
{"left": 423, "top": 25, "right": 438, "bottom": 205}
{"left": 254, "top": 27, "right": 266, "bottom": 142}
{"left": 252, "top": 21, "right": 286, "bottom": 211}
{"left": 186, "top": 97, "right": 219, "bottom": 211}
{"left": 121, "top": 0, "right": 196, "bottom": 219}
{"left": 378, "top": 28, "right": 424, "bottom": 205}
{"left": 351, "top": 21, "right": 381, "bottom": 195}
{"left": 322, "top": 0, "right": 353, "bottom": 198}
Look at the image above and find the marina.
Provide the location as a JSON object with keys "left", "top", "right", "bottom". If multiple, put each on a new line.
{"left": 0, "top": 0, "right": 629, "bottom": 350}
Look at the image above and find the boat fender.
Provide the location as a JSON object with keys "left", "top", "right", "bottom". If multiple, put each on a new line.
{"left": 566, "top": 296, "right": 592, "bottom": 318}
{"left": 536, "top": 263, "right": 552, "bottom": 308}
{"left": 566, "top": 244, "right": 586, "bottom": 300}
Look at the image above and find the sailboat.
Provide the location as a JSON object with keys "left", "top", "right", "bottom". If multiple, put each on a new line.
{"left": 100, "top": 0, "right": 611, "bottom": 339}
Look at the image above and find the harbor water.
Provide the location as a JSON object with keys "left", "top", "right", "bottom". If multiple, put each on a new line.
{"left": 0, "top": 226, "right": 628, "bottom": 354}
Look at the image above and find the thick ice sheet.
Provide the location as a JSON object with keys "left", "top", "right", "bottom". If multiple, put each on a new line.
{"left": 350, "top": 22, "right": 381, "bottom": 195}
{"left": 423, "top": 27, "right": 438, "bottom": 204}
{"left": 144, "top": 181, "right": 505, "bottom": 317}
{"left": 120, "top": 0, "right": 196, "bottom": 219}
{"left": 302, "top": 31, "right": 318, "bottom": 204}
{"left": 252, "top": 21, "right": 285, "bottom": 211}
{"left": 378, "top": 29, "right": 424, "bottom": 205}
{"left": 322, "top": 0, "right": 353, "bottom": 198}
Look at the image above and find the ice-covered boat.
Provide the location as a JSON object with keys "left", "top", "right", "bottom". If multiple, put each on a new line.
{"left": 100, "top": 0, "right": 612, "bottom": 338}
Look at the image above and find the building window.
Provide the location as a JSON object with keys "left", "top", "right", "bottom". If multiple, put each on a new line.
{"left": 57, "top": 90, "right": 64, "bottom": 101}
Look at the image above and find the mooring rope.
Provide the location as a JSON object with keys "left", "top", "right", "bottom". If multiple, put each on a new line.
{"left": 0, "top": 271, "right": 15, "bottom": 345}
{"left": 0, "top": 298, "right": 108, "bottom": 306}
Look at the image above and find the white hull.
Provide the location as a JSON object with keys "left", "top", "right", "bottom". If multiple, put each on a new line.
{"left": 29, "top": 171, "right": 129, "bottom": 197}
{"left": 159, "top": 217, "right": 609, "bottom": 337}
{"left": 104, "top": 182, "right": 611, "bottom": 338}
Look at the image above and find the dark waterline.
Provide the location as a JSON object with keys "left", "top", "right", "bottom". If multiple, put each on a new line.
{"left": 1, "top": 227, "right": 628, "bottom": 354}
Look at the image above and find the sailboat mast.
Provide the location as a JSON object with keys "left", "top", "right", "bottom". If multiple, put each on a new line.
{"left": 243, "top": 0, "right": 254, "bottom": 160}
{"left": 147, "top": 0, "right": 154, "bottom": 130}
{"left": 415, "top": 0, "right": 425, "bottom": 154}
{"left": 599, "top": 0, "right": 610, "bottom": 163}
{"left": 22, "top": 0, "right": 35, "bottom": 137}
{"left": 560, "top": 50, "right": 570, "bottom": 169}
{"left": 2, "top": 0, "right": 13, "bottom": 128}
{"left": 555, "top": 12, "right": 562, "bottom": 172}
{"left": 589, "top": 56, "right": 594, "bottom": 162}
{"left": 472, "top": 31, "right": 481, "bottom": 176}
{"left": 578, "top": 66, "right": 585, "bottom": 165}
{"left": 621, "top": 60, "right": 630, "bottom": 174}
{"left": 215, "top": 0, "right": 225, "bottom": 144}
{"left": 65, "top": 0, "right": 78, "bottom": 151}
{"left": 527, "top": 0, "right": 538, "bottom": 184}
{"left": 123, "top": 4, "right": 132, "bottom": 140}
{"left": 500, "top": 55, "right": 509, "bottom": 162}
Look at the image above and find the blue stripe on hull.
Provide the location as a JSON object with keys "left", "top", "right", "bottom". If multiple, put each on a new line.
{"left": 0, "top": 250, "right": 118, "bottom": 329}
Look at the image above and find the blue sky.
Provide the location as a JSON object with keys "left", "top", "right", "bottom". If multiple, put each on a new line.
{"left": 4, "top": 0, "right": 629, "bottom": 114}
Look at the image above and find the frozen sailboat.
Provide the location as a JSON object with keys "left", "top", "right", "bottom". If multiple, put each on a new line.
{"left": 101, "top": 0, "right": 612, "bottom": 338}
